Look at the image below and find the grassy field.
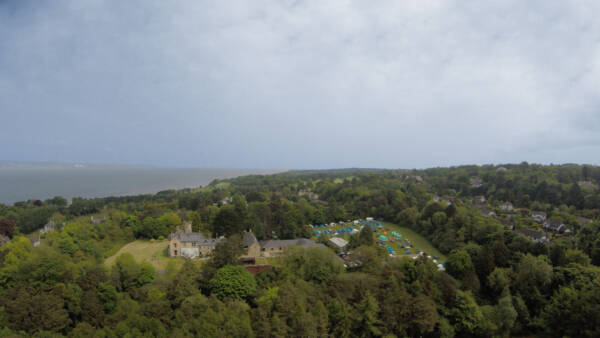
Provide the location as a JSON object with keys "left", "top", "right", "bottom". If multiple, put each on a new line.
{"left": 104, "top": 240, "right": 187, "bottom": 271}
{"left": 380, "top": 222, "right": 446, "bottom": 260}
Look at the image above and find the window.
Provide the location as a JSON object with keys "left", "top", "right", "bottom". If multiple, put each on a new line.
{"left": 174, "top": 243, "right": 177, "bottom": 248}
{"left": 174, "top": 250, "right": 178, "bottom": 256}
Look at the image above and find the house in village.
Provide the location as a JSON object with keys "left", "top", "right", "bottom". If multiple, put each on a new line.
{"left": 543, "top": 219, "right": 571, "bottom": 234}
{"left": 298, "top": 190, "right": 319, "bottom": 201}
{"left": 41, "top": 220, "right": 65, "bottom": 234}
{"left": 515, "top": 229, "right": 549, "bottom": 243}
{"left": 91, "top": 216, "right": 107, "bottom": 224}
{"left": 532, "top": 211, "right": 547, "bottom": 223}
{"left": 474, "top": 195, "right": 486, "bottom": 204}
{"left": 40, "top": 220, "right": 56, "bottom": 234}
{"left": 470, "top": 177, "right": 483, "bottom": 188}
{"left": 29, "top": 236, "right": 41, "bottom": 247}
{"left": 499, "top": 202, "right": 514, "bottom": 211}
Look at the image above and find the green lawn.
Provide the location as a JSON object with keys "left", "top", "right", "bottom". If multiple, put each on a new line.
{"left": 104, "top": 240, "right": 187, "bottom": 271}
{"left": 380, "top": 222, "right": 446, "bottom": 261}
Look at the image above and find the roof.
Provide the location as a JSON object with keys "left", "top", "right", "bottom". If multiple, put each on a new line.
{"left": 329, "top": 237, "right": 349, "bottom": 248}
{"left": 532, "top": 211, "right": 547, "bottom": 216}
{"left": 170, "top": 232, "right": 221, "bottom": 245}
{"left": 515, "top": 228, "right": 546, "bottom": 240}
{"left": 259, "top": 238, "right": 325, "bottom": 249}
{"left": 243, "top": 231, "right": 258, "bottom": 247}
{"left": 544, "top": 219, "right": 564, "bottom": 228}
{"left": 544, "top": 219, "right": 568, "bottom": 232}
{"left": 244, "top": 265, "right": 272, "bottom": 275}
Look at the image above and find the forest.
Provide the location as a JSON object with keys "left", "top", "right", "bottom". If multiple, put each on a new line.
{"left": 0, "top": 163, "right": 599, "bottom": 337}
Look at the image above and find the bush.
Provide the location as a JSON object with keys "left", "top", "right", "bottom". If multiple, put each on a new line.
{"left": 209, "top": 265, "right": 257, "bottom": 302}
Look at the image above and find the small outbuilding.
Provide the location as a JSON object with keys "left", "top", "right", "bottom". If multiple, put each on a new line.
{"left": 329, "top": 237, "right": 349, "bottom": 250}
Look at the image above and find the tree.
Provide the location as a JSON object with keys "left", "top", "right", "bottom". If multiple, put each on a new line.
{"left": 447, "top": 290, "right": 484, "bottom": 335}
{"left": 208, "top": 265, "right": 257, "bottom": 302}
{"left": 493, "top": 289, "right": 517, "bottom": 336}
{"left": 568, "top": 183, "right": 584, "bottom": 209}
{"left": 328, "top": 298, "right": 352, "bottom": 338}
{"left": 212, "top": 205, "right": 242, "bottom": 236}
{"left": 358, "top": 226, "right": 375, "bottom": 246}
{"left": 0, "top": 218, "right": 16, "bottom": 237}
{"left": 110, "top": 253, "right": 155, "bottom": 293}
{"left": 409, "top": 295, "right": 439, "bottom": 336}
{"left": 282, "top": 246, "right": 344, "bottom": 283}
{"left": 446, "top": 250, "right": 473, "bottom": 280}
{"left": 353, "top": 290, "right": 382, "bottom": 337}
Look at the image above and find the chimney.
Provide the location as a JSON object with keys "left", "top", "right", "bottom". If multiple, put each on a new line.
{"left": 183, "top": 221, "right": 192, "bottom": 233}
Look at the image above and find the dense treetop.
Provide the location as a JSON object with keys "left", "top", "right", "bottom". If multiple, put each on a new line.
{"left": 0, "top": 163, "right": 599, "bottom": 336}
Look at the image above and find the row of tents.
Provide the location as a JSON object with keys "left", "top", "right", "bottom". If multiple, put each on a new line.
{"left": 314, "top": 227, "right": 359, "bottom": 236}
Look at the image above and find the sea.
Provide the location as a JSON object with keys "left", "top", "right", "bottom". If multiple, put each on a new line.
{"left": 0, "top": 163, "right": 284, "bottom": 205}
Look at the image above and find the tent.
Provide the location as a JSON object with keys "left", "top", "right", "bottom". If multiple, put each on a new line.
{"left": 379, "top": 235, "right": 388, "bottom": 241}
{"left": 404, "top": 249, "right": 411, "bottom": 254}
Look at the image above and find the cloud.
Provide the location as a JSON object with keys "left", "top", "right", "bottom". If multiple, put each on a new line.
{"left": 1, "top": 0, "right": 599, "bottom": 168}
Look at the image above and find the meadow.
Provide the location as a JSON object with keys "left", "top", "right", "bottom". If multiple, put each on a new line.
{"left": 104, "top": 240, "right": 186, "bottom": 271}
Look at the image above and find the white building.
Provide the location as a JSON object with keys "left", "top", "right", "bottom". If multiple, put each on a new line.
{"left": 329, "top": 237, "right": 349, "bottom": 250}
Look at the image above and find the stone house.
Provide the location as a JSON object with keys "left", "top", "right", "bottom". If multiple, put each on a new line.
{"left": 169, "top": 222, "right": 223, "bottom": 258}
{"left": 242, "top": 231, "right": 261, "bottom": 259}
{"left": 499, "top": 202, "right": 514, "bottom": 211}
{"left": 258, "top": 238, "right": 326, "bottom": 258}
{"left": 543, "top": 219, "right": 569, "bottom": 234}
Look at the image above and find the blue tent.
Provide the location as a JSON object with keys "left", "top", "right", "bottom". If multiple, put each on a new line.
{"left": 404, "top": 249, "right": 411, "bottom": 254}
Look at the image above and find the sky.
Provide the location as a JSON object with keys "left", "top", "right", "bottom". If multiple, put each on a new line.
{"left": 1, "top": 0, "right": 600, "bottom": 169}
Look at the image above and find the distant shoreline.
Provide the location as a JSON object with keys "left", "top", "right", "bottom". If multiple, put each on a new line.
{"left": 0, "top": 167, "right": 285, "bottom": 205}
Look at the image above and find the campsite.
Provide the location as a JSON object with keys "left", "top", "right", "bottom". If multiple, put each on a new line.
{"left": 312, "top": 219, "right": 446, "bottom": 264}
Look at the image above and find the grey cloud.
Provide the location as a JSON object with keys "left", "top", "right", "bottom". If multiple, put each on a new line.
{"left": 1, "top": 0, "right": 599, "bottom": 168}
